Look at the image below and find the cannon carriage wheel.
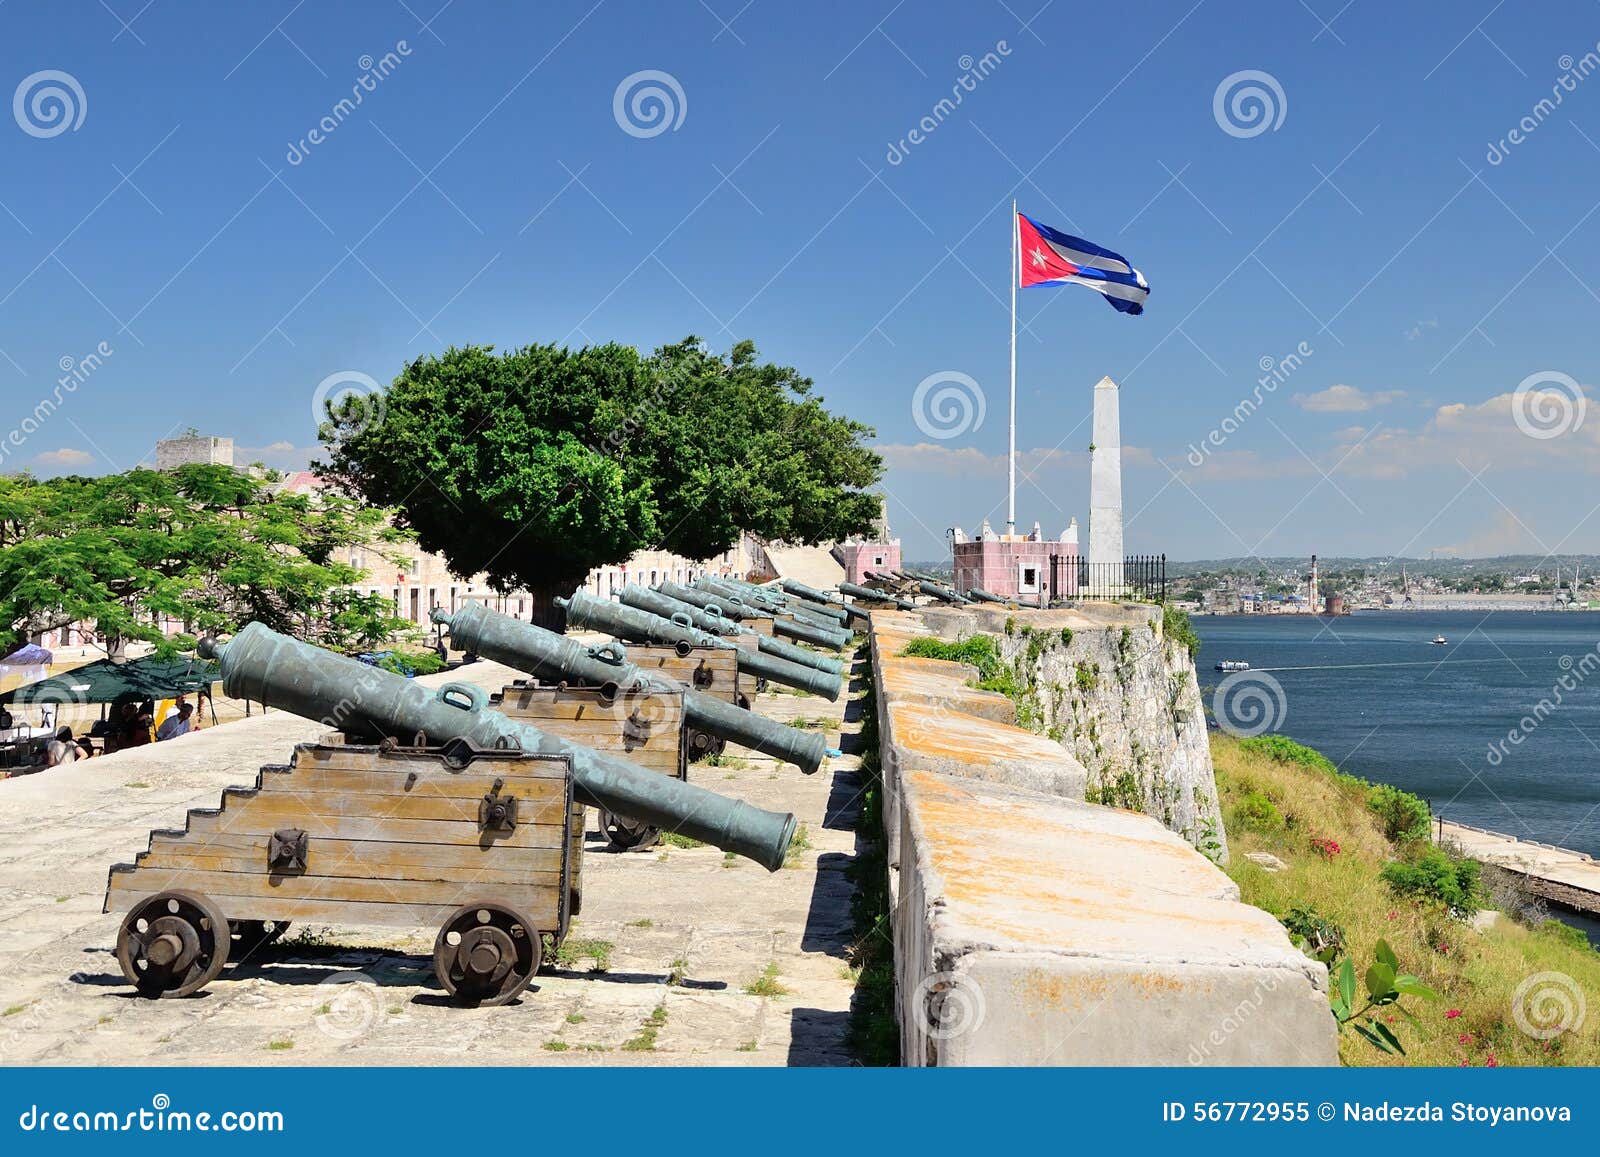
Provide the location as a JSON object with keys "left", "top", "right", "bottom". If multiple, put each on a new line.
{"left": 433, "top": 902, "right": 541, "bottom": 1006}
{"left": 116, "top": 890, "right": 231, "bottom": 999}
{"left": 230, "top": 918, "right": 292, "bottom": 957}
{"left": 598, "top": 809, "right": 662, "bottom": 851}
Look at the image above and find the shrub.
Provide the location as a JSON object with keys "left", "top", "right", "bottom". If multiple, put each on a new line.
{"left": 1281, "top": 904, "right": 1345, "bottom": 964}
{"left": 1536, "top": 920, "right": 1594, "bottom": 952}
{"left": 1380, "top": 849, "right": 1481, "bottom": 918}
{"left": 1162, "top": 603, "right": 1199, "bottom": 657}
{"left": 1236, "top": 790, "right": 1282, "bottom": 831}
{"left": 373, "top": 649, "right": 446, "bottom": 677}
{"left": 1367, "top": 784, "right": 1431, "bottom": 846}
{"left": 902, "top": 635, "right": 1004, "bottom": 682}
{"left": 1238, "top": 734, "right": 1342, "bottom": 778}
{"left": 1310, "top": 836, "right": 1342, "bottom": 859}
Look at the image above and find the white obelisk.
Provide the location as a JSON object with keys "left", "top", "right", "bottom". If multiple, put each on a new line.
{"left": 1088, "top": 376, "right": 1124, "bottom": 594}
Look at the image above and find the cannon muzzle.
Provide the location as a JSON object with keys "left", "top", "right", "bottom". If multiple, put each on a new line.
{"left": 965, "top": 587, "right": 1011, "bottom": 604}
{"left": 434, "top": 603, "right": 828, "bottom": 775}
{"left": 839, "top": 580, "right": 914, "bottom": 611}
{"left": 200, "top": 623, "right": 796, "bottom": 871}
{"left": 557, "top": 591, "right": 843, "bottom": 700}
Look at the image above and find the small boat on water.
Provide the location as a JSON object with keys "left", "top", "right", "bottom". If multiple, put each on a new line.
{"left": 1430, "top": 635, "right": 1448, "bottom": 645}
{"left": 1215, "top": 660, "right": 1251, "bottom": 672}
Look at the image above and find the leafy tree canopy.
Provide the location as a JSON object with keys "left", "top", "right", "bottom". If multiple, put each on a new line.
{"left": 0, "top": 465, "right": 410, "bottom": 655}
{"left": 315, "top": 337, "right": 884, "bottom": 598}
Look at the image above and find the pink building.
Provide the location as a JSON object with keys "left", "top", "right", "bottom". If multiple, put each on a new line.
{"left": 833, "top": 539, "right": 901, "bottom": 584}
{"left": 949, "top": 518, "right": 1079, "bottom": 604}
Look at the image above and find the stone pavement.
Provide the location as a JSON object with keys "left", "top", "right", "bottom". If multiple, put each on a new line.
{"left": 1441, "top": 820, "right": 1600, "bottom": 914}
{"left": 0, "top": 656, "right": 868, "bottom": 1065}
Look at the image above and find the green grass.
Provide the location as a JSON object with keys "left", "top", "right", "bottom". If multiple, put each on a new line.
{"left": 551, "top": 937, "right": 614, "bottom": 973}
{"left": 542, "top": 1040, "right": 569, "bottom": 1052}
{"left": 737, "top": 1039, "right": 757, "bottom": 1052}
{"left": 659, "top": 832, "right": 705, "bottom": 849}
{"left": 704, "top": 753, "right": 751, "bottom": 768}
{"left": 743, "top": 961, "right": 789, "bottom": 998}
{"left": 784, "top": 822, "right": 813, "bottom": 869}
{"left": 626, "top": 918, "right": 653, "bottom": 928}
{"left": 621, "top": 1004, "right": 668, "bottom": 1052}
{"left": 722, "top": 851, "right": 738, "bottom": 868}
{"left": 667, "top": 957, "right": 689, "bottom": 985}
{"left": 1213, "top": 733, "right": 1600, "bottom": 1066}
{"left": 565, "top": 1012, "right": 586, "bottom": 1024}
{"left": 265, "top": 1038, "right": 294, "bottom": 1051}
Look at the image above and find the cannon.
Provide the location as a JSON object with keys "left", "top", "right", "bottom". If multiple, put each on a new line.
{"left": 839, "top": 580, "right": 914, "bottom": 611}
{"left": 693, "top": 578, "right": 853, "bottom": 647}
{"left": 434, "top": 602, "right": 828, "bottom": 775}
{"left": 620, "top": 585, "right": 844, "bottom": 677}
{"left": 715, "top": 577, "right": 853, "bottom": 627}
{"left": 965, "top": 587, "right": 1012, "bottom": 604}
{"left": 197, "top": 623, "right": 797, "bottom": 870}
{"left": 778, "top": 578, "right": 871, "bottom": 626}
{"left": 556, "top": 591, "right": 844, "bottom": 700}
{"left": 917, "top": 579, "right": 971, "bottom": 605}
{"left": 106, "top": 736, "right": 576, "bottom": 1004}
{"left": 658, "top": 579, "right": 768, "bottom": 622}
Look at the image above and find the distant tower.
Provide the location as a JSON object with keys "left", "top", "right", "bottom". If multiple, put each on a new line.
{"left": 1089, "top": 376, "right": 1124, "bottom": 590}
{"left": 1309, "top": 554, "right": 1319, "bottom": 615}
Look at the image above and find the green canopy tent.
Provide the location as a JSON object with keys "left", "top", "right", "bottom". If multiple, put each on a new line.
{"left": 1, "top": 655, "right": 220, "bottom": 710}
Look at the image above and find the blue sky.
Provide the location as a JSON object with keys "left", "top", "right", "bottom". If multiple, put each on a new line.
{"left": 2, "top": 0, "right": 1598, "bottom": 563}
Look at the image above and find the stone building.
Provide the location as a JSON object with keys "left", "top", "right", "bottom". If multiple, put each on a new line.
{"left": 155, "top": 434, "right": 234, "bottom": 470}
{"left": 949, "top": 518, "right": 1079, "bottom": 604}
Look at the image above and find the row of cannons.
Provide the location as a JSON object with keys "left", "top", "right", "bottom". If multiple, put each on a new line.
{"left": 103, "top": 574, "right": 902, "bottom": 1008}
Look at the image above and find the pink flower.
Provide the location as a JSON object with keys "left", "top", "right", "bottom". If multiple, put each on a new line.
{"left": 1486, "top": 1055, "right": 1498, "bottom": 1068}
{"left": 1387, "top": 910, "right": 1398, "bottom": 920}
{"left": 1459, "top": 1033, "right": 1472, "bottom": 1045}
{"left": 1446, "top": 1009, "right": 1462, "bottom": 1019}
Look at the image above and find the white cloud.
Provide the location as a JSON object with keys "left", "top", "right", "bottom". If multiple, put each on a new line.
{"left": 237, "top": 441, "right": 317, "bottom": 470}
{"left": 1292, "top": 384, "right": 1406, "bottom": 412}
{"left": 34, "top": 447, "right": 94, "bottom": 467}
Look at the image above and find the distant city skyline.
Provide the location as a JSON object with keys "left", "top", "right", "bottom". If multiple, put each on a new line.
{"left": 2, "top": 2, "right": 1597, "bottom": 565}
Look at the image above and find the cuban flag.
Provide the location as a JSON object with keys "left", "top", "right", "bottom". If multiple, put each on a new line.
{"left": 1018, "top": 212, "right": 1149, "bottom": 315}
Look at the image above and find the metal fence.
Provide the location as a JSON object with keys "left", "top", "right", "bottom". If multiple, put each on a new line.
{"left": 1047, "top": 554, "right": 1167, "bottom": 603}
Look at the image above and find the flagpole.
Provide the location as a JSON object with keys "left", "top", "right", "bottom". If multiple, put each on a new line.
{"left": 1008, "top": 199, "right": 1017, "bottom": 536}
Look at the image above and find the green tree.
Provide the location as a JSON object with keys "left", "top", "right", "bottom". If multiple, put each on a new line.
{"left": 0, "top": 466, "right": 409, "bottom": 655}
{"left": 315, "top": 337, "right": 884, "bottom": 603}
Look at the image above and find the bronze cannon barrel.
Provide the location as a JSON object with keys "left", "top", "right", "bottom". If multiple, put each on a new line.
{"left": 556, "top": 591, "right": 844, "bottom": 701}
{"left": 965, "top": 587, "right": 1011, "bottom": 604}
{"left": 199, "top": 622, "right": 796, "bottom": 871}
{"left": 433, "top": 603, "right": 829, "bottom": 775}
{"left": 692, "top": 578, "right": 853, "bottom": 648}
{"left": 622, "top": 585, "right": 845, "bottom": 677}
{"left": 838, "top": 581, "right": 914, "bottom": 611}
{"left": 778, "top": 578, "right": 871, "bottom": 626}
